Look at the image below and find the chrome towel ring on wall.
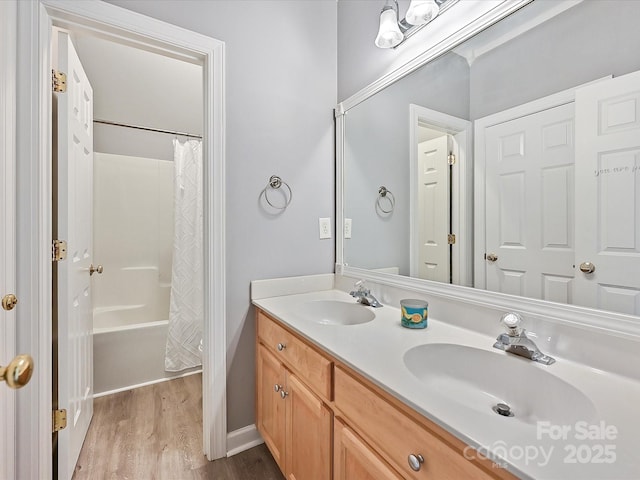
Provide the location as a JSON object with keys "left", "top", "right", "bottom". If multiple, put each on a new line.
{"left": 262, "top": 175, "right": 292, "bottom": 210}
{"left": 376, "top": 185, "right": 395, "bottom": 214}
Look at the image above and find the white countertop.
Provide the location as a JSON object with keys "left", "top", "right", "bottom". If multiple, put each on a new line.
{"left": 252, "top": 288, "right": 640, "bottom": 480}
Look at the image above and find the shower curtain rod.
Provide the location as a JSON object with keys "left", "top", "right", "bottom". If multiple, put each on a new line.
{"left": 93, "top": 118, "right": 203, "bottom": 139}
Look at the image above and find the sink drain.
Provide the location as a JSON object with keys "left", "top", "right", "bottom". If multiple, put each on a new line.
{"left": 492, "top": 402, "right": 514, "bottom": 417}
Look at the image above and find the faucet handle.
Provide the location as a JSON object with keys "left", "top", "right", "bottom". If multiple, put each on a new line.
{"left": 501, "top": 312, "right": 523, "bottom": 335}
{"left": 354, "top": 280, "right": 369, "bottom": 293}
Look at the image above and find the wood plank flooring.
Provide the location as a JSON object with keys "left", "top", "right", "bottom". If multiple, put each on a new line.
{"left": 73, "top": 374, "right": 283, "bottom": 480}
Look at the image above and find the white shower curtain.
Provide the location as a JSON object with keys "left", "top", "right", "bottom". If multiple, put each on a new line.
{"left": 165, "top": 139, "right": 204, "bottom": 371}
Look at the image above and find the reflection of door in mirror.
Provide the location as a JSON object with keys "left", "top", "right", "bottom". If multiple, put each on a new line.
{"left": 416, "top": 133, "right": 450, "bottom": 283}
{"left": 483, "top": 102, "right": 575, "bottom": 302}
{"left": 477, "top": 71, "right": 640, "bottom": 316}
{"left": 409, "top": 105, "right": 472, "bottom": 286}
{"left": 575, "top": 70, "right": 640, "bottom": 316}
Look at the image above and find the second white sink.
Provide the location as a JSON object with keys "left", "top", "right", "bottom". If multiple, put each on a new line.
{"left": 403, "top": 343, "right": 597, "bottom": 428}
{"left": 301, "top": 300, "right": 375, "bottom": 326}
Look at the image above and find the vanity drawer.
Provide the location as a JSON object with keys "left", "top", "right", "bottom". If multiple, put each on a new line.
{"left": 257, "top": 310, "right": 332, "bottom": 399}
{"left": 334, "top": 366, "right": 499, "bottom": 480}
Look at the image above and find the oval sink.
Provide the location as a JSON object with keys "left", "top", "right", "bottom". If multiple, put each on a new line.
{"left": 301, "top": 300, "right": 375, "bottom": 326}
{"left": 403, "top": 343, "right": 596, "bottom": 427}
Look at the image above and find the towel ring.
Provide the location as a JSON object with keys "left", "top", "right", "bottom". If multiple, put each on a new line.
{"left": 263, "top": 175, "right": 292, "bottom": 210}
{"left": 376, "top": 186, "right": 395, "bottom": 214}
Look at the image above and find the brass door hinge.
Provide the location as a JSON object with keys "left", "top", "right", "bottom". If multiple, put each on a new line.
{"left": 448, "top": 234, "right": 456, "bottom": 245}
{"left": 53, "top": 409, "right": 67, "bottom": 432}
{"left": 52, "top": 69, "right": 67, "bottom": 93}
{"left": 52, "top": 240, "right": 67, "bottom": 262}
{"left": 447, "top": 153, "right": 456, "bottom": 165}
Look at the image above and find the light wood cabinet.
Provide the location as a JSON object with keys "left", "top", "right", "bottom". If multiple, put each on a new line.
{"left": 256, "top": 311, "right": 332, "bottom": 480}
{"left": 256, "top": 344, "right": 286, "bottom": 471}
{"left": 334, "top": 366, "right": 504, "bottom": 479}
{"left": 334, "top": 418, "right": 403, "bottom": 480}
{"left": 257, "top": 309, "right": 332, "bottom": 398}
{"left": 285, "top": 374, "right": 332, "bottom": 480}
{"left": 256, "top": 308, "right": 514, "bottom": 480}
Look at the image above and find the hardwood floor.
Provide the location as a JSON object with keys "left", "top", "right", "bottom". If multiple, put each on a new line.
{"left": 73, "top": 374, "right": 283, "bottom": 479}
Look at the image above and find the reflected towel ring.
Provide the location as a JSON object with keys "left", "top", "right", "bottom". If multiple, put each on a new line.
{"left": 263, "top": 175, "right": 292, "bottom": 210}
{"left": 377, "top": 186, "right": 395, "bottom": 214}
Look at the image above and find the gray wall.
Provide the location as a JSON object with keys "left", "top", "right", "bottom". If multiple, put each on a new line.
{"left": 105, "top": 0, "right": 337, "bottom": 432}
{"left": 470, "top": 0, "right": 640, "bottom": 119}
{"left": 344, "top": 52, "right": 469, "bottom": 274}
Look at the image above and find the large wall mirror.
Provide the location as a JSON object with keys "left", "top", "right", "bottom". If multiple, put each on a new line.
{"left": 339, "top": 0, "right": 640, "bottom": 317}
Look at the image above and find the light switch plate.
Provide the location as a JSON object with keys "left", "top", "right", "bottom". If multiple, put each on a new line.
{"left": 319, "top": 217, "right": 331, "bottom": 239}
{"left": 344, "top": 218, "right": 352, "bottom": 238}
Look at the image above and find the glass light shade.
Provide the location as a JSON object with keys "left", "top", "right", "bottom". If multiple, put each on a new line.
{"left": 375, "top": 8, "right": 403, "bottom": 48}
{"left": 405, "top": 0, "right": 440, "bottom": 25}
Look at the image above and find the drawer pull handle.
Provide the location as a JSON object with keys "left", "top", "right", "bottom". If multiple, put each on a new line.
{"left": 277, "top": 343, "right": 286, "bottom": 351}
{"left": 280, "top": 390, "right": 289, "bottom": 399}
{"left": 408, "top": 453, "right": 424, "bottom": 471}
{"left": 274, "top": 384, "right": 282, "bottom": 392}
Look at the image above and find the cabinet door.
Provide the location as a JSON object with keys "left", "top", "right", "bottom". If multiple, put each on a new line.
{"left": 257, "top": 344, "right": 286, "bottom": 472}
{"left": 334, "top": 418, "right": 402, "bottom": 480}
{"left": 285, "top": 373, "right": 332, "bottom": 480}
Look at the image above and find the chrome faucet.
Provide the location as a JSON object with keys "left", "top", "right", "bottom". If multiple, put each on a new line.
{"left": 493, "top": 313, "right": 555, "bottom": 365}
{"left": 349, "top": 281, "right": 383, "bottom": 308}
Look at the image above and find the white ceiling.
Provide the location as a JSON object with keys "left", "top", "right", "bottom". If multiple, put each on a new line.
{"left": 72, "top": 32, "right": 203, "bottom": 136}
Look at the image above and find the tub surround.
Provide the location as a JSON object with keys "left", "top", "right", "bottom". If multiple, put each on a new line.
{"left": 251, "top": 274, "right": 640, "bottom": 479}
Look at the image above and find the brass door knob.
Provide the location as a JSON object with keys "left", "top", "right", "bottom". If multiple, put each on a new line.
{"left": 0, "top": 354, "right": 34, "bottom": 389}
{"left": 486, "top": 253, "right": 498, "bottom": 262}
{"left": 579, "top": 262, "right": 596, "bottom": 274}
{"left": 2, "top": 294, "right": 18, "bottom": 311}
{"left": 89, "top": 264, "right": 104, "bottom": 276}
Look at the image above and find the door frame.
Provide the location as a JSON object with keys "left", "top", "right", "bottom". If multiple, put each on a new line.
{"left": 473, "top": 77, "right": 610, "bottom": 291}
{"left": 409, "top": 104, "right": 472, "bottom": 286}
{"left": 16, "top": 1, "right": 227, "bottom": 477}
{"left": 1, "top": 2, "right": 17, "bottom": 479}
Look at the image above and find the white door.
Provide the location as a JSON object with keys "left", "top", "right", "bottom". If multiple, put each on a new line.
{"left": 55, "top": 30, "right": 94, "bottom": 480}
{"left": 484, "top": 103, "right": 575, "bottom": 301}
{"left": 574, "top": 70, "right": 640, "bottom": 315}
{"left": 1, "top": 2, "right": 17, "bottom": 475}
{"left": 417, "top": 135, "right": 450, "bottom": 282}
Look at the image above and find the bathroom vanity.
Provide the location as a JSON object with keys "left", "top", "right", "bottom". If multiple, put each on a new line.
{"left": 252, "top": 274, "right": 640, "bottom": 480}
{"left": 255, "top": 305, "right": 509, "bottom": 479}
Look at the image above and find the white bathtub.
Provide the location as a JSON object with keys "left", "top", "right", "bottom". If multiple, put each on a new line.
{"left": 93, "top": 312, "right": 200, "bottom": 397}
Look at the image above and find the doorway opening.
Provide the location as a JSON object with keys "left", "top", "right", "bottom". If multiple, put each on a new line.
{"left": 409, "top": 104, "right": 473, "bottom": 287}
{"left": 15, "top": 3, "right": 226, "bottom": 479}
{"left": 52, "top": 26, "right": 208, "bottom": 479}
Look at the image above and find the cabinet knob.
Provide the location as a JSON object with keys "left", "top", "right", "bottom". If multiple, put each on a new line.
{"left": 274, "top": 384, "right": 281, "bottom": 392}
{"left": 408, "top": 453, "right": 424, "bottom": 471}
{"left": 277, "top": 343, "right": 286, "bottom": 351}
{"left": 280, "top": 390, "right": 288, "bottom": 400}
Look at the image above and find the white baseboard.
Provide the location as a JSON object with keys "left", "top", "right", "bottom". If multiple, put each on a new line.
{"left": 226, "top": 424, "right": 264, "bottom": 457}
{"left": 93, "top": 368, "right": 202, "bottom": 398}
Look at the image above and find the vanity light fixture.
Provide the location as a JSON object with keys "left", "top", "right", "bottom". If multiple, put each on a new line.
{"left": 406, "top": 0, "right": 440, "bottom": 25}
{"left": 375, "top": 0, "right": 446, "bottom": 49}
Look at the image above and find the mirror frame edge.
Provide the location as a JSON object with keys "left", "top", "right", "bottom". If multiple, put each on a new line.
{"left": 334, "top": 0, "right": 640, "bottom": 338}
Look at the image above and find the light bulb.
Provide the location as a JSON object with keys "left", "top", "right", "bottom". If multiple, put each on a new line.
{"left": 405, "top": 0, "right": 439, "bottom": 26}
{"left": 375, "top": 7, "right": 403, "bottom": 48}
